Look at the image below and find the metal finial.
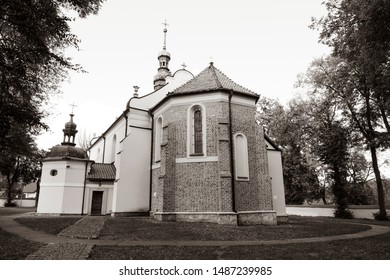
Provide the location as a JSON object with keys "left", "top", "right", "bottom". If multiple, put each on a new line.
{"left": 162, "top": 20, "right": 169, "bottom": 50}
{"left": 133, "top": 85, "right": 140, "bottom": 97}
{"left": 181, "top": 62, "right": 187, "bottom": 69}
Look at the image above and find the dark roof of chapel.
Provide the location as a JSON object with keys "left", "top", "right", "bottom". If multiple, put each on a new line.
{"left": 87, "top": 163, "right": 116, "bottom": 181}
{"left": 169, "top": 62, "right": 258, "bottom": 97}
{"left": 44, "top": 145, "right": 88, "bottom": 161}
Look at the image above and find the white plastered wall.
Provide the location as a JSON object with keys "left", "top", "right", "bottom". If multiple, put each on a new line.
{"left": 266, "top": 146, "right": 287, "bottom": 217}
{"left": 112, "top": 125, "right": 151, "bottom": 214}
{"left": 37, "top": 161, "right": 66, "bottom": 213}
{"left": 37, "top": 160, "right": 88, "bottom": 214}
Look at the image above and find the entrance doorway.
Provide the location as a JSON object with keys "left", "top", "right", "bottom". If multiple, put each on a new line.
{"left": 91, "top": 191, "right": 103, "bottom": 215}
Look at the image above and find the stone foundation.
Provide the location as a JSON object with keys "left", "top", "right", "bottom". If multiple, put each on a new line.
{"left": 153, "top": 211, "right": 278, "bottom": 225}
{"left": 276, "top": 215, "right": 289, "bottom": 223}
{"left": 236, "top": 210, "right": 277, "bottom": 225}
{"left": 154, "top": 212, "right": 238, "bottom": 225}
{"left": 111, "top": 212, "right": 148, "bottom": 217}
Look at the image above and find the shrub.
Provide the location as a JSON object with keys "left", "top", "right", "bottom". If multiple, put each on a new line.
{"left": 334, "top": 209, "right": 354, "bottom": 219}
{"left": 4, "top": 202, "right": 17, "bottom": 207}
{"left": 373, "top": 211, "right": 389, "bottom": 221}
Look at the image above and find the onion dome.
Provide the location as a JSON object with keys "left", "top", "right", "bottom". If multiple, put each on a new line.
{"left": 158, "top": 50, "right": 171, "bottom": 58}
{"left": 45, "top": 145, "right": 88, "bottom": 160}
{"left": 154, "top": 72, "right": 167, "bottom": 81}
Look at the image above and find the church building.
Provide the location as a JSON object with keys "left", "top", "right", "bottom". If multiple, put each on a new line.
{"left": 37, "top": 26, "right": 286, "bottom": 225}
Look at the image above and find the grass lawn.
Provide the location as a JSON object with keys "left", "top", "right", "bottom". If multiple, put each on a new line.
{"left": 1, "top": 206, "right": 389, "bottom": 260}
{"left": 15, "top": 216, "right": 82, "bottom": 235}
{"left": 98, "top": 216, "right": 371, "bottom": 241}
{"left": 0, "top": 228, "right": 42, "bottom": 260}
{"left": 89, "top": 216, "right": 390, "bottom": 260}
{"left": 88, "top": 232, "right": 390, "bottom": 259}
{"left": 0, "top": 207, "right": 36, "bottom": 217}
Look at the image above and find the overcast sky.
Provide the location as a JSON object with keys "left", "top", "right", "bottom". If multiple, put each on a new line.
{"left": 37, "top": 0, "right": 331, "bottom": 150}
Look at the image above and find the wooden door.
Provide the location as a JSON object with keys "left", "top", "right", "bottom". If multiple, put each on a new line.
{"left": 91, "top": 191, "right": 103, "bottom": 215}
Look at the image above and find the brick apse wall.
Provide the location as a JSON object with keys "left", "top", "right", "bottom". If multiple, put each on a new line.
{"left": 150, "top": 98, "right": 273, "bottom": 219}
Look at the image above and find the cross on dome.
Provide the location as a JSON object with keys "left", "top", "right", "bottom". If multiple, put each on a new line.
{"left": 70, "top": 102, "right": 77, "bottom": 114}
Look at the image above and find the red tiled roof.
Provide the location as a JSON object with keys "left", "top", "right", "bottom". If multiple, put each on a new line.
{"left": 87, "top": 163, "right": 116, "bottom": 181}
{"left": 169, "top": 62, "right": 258, "bottom": 97}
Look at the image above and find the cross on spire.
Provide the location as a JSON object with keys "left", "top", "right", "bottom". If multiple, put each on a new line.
{"left": 70, "top": 102, "right": 77, "bottom": 114}
{"left": 162, "top": 20, "right": 169, "bottom": 50}
{"left": 181, "top": 62, "right": 187, "bottom": 69}
{"left": 162, "top": 19, "right": 169, "bottom": 30}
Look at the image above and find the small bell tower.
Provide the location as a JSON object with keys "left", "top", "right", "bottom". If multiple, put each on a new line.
{"left": 62, "top": 104, "right": 78, "bottom": 146}
{"left": 153, "top": 20, "right": 172, "bottom": 90}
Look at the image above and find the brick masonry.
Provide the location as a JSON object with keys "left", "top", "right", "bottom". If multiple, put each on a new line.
{"left": 151, "top": 97, "right": 276, "bottom": 225}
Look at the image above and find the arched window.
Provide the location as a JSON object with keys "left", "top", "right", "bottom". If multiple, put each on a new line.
{"left": 234, "top": 133, "right": 249, "bottom": 180}
{"left": 189, "top": 105, "right": 205, "bottom": 156}
{"left": 155, "top": 117, "right": 163, "bottom": 162}
{"left": 194, "top": 109, "right": 203, "bottom": 154}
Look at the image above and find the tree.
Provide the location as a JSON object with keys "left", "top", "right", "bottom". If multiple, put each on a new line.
{"left": 0, "top": 0, "right": 104, "bottom": 204}
{"left": 77, "top": 130, "right": 95, "bottom": 155}
{"left": 0, "top": 124, "right": 46, "bottom": 206}
{"left": 257, "top": 97, "right": 323, "bottom": 204}
{"left": 310, "top": 0, "right": 390, "bottom": 219}
{"left": 0, "top": 0, "right": 104, "bottom": 151}
{"left": 317, "top": 119, "right": 353, "bottom": 217}
{"left": 258, "top": 92, "right": 374, "bottom": 211}
{"left": 304, "top": 55, "right": 388, "bottom": 218}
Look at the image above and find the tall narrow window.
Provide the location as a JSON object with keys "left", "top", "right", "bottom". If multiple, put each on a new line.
{"left": 155, "top": 117, "right": 162, "bottom": 162}
{"left": 189, "top": 105, "right": 205, "bottom": 156}
{"left": 194, "top": 109, "right": 203, "bottom": 154}
{"left": 234, "top": 133, "right": 249, "bottom": 180}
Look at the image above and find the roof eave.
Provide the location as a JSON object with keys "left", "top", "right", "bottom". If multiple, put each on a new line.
{"left": 151, "top": 89, "right": 258, "bottom": 112}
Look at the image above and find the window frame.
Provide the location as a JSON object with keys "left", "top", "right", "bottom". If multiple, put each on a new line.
{"left": 187, "top": 104, "right": 206, "bottom": 157}
{"left": 154, "top": 116, "right": 163, "bottom": 162}
{"left": 234, "top": 133, "right": 250, "bottom": 181}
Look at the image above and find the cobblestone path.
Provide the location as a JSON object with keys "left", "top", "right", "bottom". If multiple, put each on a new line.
{"left": 58, "top": 216, "right": 107, "bottom": 239}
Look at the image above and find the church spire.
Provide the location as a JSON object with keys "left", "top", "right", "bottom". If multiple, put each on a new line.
{"left": 153, "top": 20, "right": 172, "bottom": 90}
{"left": 163, "top": 19, "right": 168, "bottom": 50}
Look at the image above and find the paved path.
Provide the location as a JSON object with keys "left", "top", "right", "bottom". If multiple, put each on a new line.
{"left": 58, "top": 216, "right": 107, "bottom": 239}
{"left": 1, "top": 212, "right": 390, "bottom": 259}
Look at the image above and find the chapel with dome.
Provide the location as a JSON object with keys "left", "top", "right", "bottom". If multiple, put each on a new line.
{"left": 37, "top": 25, "right": 286, "bottom": 225}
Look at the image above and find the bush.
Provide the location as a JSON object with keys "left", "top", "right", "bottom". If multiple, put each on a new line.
{"left": 373, "top": 211, "right": 389, "bottom": 221}
{"left": 4, "top": 202, "right": 17, "bottom": 207}
{"left": 334, "top": 209, "right": 354, "bottom": 219}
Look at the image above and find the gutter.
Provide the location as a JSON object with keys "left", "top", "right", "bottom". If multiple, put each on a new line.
{"left": 148, "top": 110, "right": 154, "bottom": 213}
{"left": 81, "top": 160, "right": 88, "bottom": 215}
{"left": 228, "top": 89, "right": 237, "bottom": 213}
{"left": 102, "top": 136, "right": 106, "bottom": 163}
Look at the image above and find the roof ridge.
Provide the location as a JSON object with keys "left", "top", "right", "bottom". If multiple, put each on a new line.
{"left": 170, "top": 63, "right": 258, "bottom": 97}
{"left": 209, "top": 63, "right": 223, "bottom": 89}
{"left": 212, "top": 65, "right": 257, "bottom": 95}
{"left": 168, "top": 65, "right": 209, "bottom": 95}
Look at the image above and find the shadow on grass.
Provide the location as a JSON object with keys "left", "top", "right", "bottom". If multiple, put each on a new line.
{"left": 15, "top": 217, "right": 82, "bottom": 235}
{"left": 0, "top": 228, "right": 42, "bottom": 260}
